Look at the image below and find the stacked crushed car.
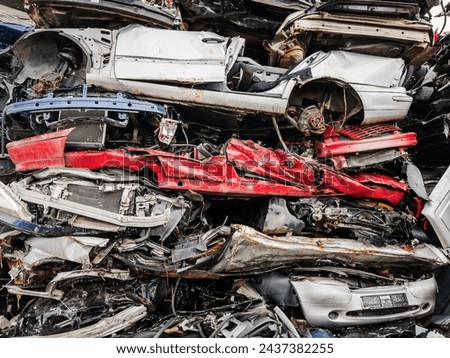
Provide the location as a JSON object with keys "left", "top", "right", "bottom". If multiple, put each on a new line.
{"left": 1, "top": 0, "right": 450, "bottom": 337}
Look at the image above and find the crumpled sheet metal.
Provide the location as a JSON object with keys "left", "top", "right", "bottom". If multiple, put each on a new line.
{"left": 0, "top": 181, "right": 32, "bottom": 221}
{"left": 210, "top": 225, "right": 450, "bottom": 274}
{"left": 6, "top": 269, "right": 131, "bottom": 299}
{"left": 23, "top": 236, "right": 109, "bottom": 266}
{"left": 268, "top": 11, "right": 435, "bottom": 67}
{"left": 0, "top": 2, "right": 449, "bottom": 338}
{"left": 6, "top": 132, "right": 409, "bottom": 205}
{"left": 35, "top": 305, "right": 147, "bottom": 338}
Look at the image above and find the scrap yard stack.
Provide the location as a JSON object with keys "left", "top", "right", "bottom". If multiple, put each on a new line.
{"left": 1, "top": 0, "right": 450, "bottom": 337}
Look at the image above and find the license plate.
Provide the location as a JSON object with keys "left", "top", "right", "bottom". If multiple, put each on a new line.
{"left": 361, "top": 293, "right": 408, "bottom": 309}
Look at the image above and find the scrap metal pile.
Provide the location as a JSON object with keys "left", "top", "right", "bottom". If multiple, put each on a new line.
{"left": 1, "top": 0, "right": 450, "bottom": 337}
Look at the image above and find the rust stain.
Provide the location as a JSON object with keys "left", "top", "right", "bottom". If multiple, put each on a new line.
{"left": 315, "top": 240, "right": 326, "bottom": 249}
{"left": 193, "top": 91, "right": 203, "bottom": 103}
{"left": 190, "top": 239, "right": 226, "bottom": 261}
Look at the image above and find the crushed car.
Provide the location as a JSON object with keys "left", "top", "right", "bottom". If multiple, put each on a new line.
{"left": 1, "top": 0, "right": 450, "bottom": 338}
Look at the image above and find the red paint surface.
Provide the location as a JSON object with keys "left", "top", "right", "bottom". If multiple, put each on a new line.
{"left": 7, "top": 133, "right": 408, "bottom": 205}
